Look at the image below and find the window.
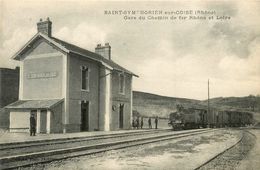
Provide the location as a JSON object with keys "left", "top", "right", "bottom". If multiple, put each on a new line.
{"left": 81, "top": 66, "right": 89, "bottom": 91}
{"left": 119, "top": 73, "right": 125, "bottom": 94}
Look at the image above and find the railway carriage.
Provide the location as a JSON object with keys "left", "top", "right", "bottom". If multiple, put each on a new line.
{"left": 243, "top": 112, "right": 253, "bottom": 126}
{"left": 216, "top": 111, "right": 230, "bottom": 127}
{"left": 220, "top": 110, "right": 253, "bottom": 127}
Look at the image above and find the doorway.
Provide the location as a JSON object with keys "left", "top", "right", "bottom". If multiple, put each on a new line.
{"left": 30, "top": 110, "right": 37, "bottom": 132}
{"left": 119, "top": 104, "right": 124, "bottom": 129}
{"left": 40, "top": 110, "right": 47, "bottom": 133}
{"left": 81, "top": 101, "right": 89, "bottom": 131}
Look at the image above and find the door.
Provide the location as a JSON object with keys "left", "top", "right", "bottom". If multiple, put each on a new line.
{"left": 81, "top": 101, "right": 89, "bottom": 131}
{"left": 40, "top": 110, "right": 47, "bottom": 133}
{"left": 119, "top": 104, "right": 124, "bottom": 129}
{"left": 30, "top": 110, "right": 37, "bottom": 132}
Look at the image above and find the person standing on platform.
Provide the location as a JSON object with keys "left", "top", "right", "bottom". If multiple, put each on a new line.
{"left": 155, "top": 116, "right": 158, "bottom": 129}
{"left": 148, "top": 117, "right": 152, "bottom": 129}
{"left": 136, "top": 117, "right": 140, "bottom": 129}
{"left": 132, "top": 119, "right": 135, "bottom": 129}
{"left": 140, "top": 117, "right": 144, "bottom": 129}
{"left": 30, "top": 114, "right": 36, "bottom": 136}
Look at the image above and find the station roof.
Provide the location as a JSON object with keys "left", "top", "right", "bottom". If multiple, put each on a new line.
{"left": 12, "top": 33, "right": 138, "bottom": 77}
{"left": 5, "top": 99, "right": 64, "bottom": 109}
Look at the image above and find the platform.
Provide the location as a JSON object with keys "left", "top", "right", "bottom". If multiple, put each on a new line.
{"left": 0, "top": 129, "right": 159, "bottom": 145}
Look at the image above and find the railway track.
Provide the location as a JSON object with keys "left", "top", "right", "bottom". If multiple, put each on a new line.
{"left": 195, "top": 130, "right": 256, "bottom": 170}
{"left": 0, "top": 129, "right": 170, "bottom": 151}
{"left": 0, "top": 128, "right": 216, "bottom": 169}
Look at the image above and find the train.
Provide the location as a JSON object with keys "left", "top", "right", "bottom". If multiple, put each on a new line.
{"left": 168, "top": 104, "right": 254, "bottom": 130}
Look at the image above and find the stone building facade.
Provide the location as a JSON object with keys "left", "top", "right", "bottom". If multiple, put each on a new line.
{"left": 6, "top": 18, "right": 137, "bottom": 133}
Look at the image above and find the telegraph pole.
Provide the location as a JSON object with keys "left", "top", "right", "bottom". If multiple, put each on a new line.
{"left": 207, "top": 79, "right": 210, "bottom": 127}
{"left": 208, "top": 79, "right": 210, "bottom": 112}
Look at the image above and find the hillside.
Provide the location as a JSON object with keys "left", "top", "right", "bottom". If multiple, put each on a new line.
{"left": 200, "top": 95, "right": 260, "bottom": 112}
{"left": 133, "top": 91, "right": 260, "bottom": 120}
{"left": 132, "top": 91, "right": 201, "bottom": 118}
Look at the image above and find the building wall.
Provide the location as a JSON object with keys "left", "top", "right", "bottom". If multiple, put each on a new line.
{"left": 111, "top": 72, "right": 132, "bottom": 130}
{"left": 67, "top": 54, "right": 100, "bottom": 132}
{"left": 22, "top": 40, "right": 64, "bottom": 100}
{"left": 23, "top": 56, "right": 63, "bottom": 99}
{"left": 0, "top": 108, "right": 9, "bottom": 129}
{"left": 9, "top": 106, "right": 63, "bottom": 133}
{"left": 9, "top": 110, "right": 30, "bottom": 132}
{"left": 50, "top": 103, "right": 63, "bottom": 133}
{"left": 12, "top": 38, "right": 67, "bottom": 133}
{"left": 22, "top": 39, "right": 59, "bottom": 57}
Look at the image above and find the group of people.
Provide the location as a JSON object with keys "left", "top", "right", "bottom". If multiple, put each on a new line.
{"left": 30, "top": 114, "right": 160, "bottom": 136}
{"left": 132, "top": 116, "right": 159, "bottom": 129}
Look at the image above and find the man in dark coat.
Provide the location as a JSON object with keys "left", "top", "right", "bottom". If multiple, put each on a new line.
{"left": 155, "top": 116, "right": 158, "bottom": 129}
{"left": 30, "top": 114, "right": 36, "bottom": 136}
{"left": 132, "top": 119, "right": 135, "bottom": 129}
{"left": 148, "top": 117, "right": 152, "bottom": 129}
{"left": 140, "top": 117, "right": 144, "bottom": 129}
{"left": 136, "top": 117, "right": 140, "bottom": 129}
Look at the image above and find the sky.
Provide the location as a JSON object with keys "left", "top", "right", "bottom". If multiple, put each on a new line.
{"left": 0, "top": 0, "right": 259, "bottom": 100}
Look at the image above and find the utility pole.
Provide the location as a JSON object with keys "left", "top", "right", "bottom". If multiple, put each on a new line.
{"left": 207, "top": 79, "right": 210, "bottom": 127}
{"left": 208, "top": 79, "right": 210, "bottom": 111}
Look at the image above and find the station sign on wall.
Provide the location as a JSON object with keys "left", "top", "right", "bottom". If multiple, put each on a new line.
{"left": 27, "top": 71, "right": 58, "bottom": 79}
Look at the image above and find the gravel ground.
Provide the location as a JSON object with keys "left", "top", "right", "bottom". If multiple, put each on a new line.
{"left": 236, "top": 129, "right": 260, "bottom": 170}
{"left": 21, "top": 129, "right": 241, "bottom": 170}
{"left": 197, "top": 130, "right": 256, "bottom": 170}
{"left": 0, "top": 129, "right": 8, "bottom": 139}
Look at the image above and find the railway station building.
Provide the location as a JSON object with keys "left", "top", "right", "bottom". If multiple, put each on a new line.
{"left": 6, "top": 18, "right": 138, "bottom": 133}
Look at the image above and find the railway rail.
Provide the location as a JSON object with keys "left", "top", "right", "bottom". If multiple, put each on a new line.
{"left": 0, "top": 128, "right": 215, "bottom": 169}
{"left": 0, "top": 129, "right": 170, "bottom": 151}
{"left": 195, "top": 130, "right": 256, "bottom": 170}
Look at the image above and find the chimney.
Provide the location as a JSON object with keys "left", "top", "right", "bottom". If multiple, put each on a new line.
{"left": 95, "top": 43, "right": 111, "bottom": 60}
{"left": 37, "top": 17, "right": 52, "bottom": 37}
